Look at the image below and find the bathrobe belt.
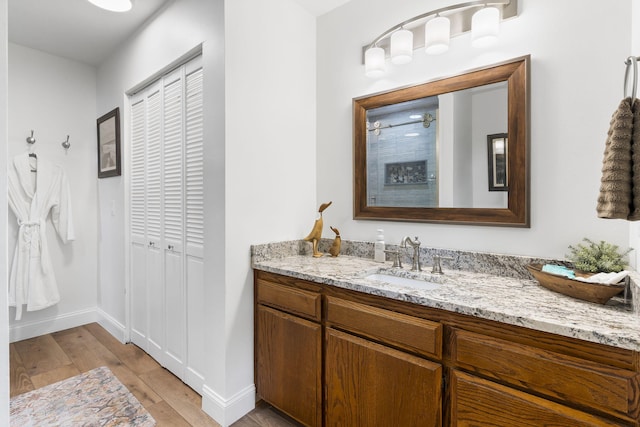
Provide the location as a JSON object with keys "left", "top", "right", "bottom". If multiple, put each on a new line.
{"left": 15, "top": 219, "right": 50, "bottom": 320}
{"left": 17, "top": 219, "right": 49, "bottom": 275}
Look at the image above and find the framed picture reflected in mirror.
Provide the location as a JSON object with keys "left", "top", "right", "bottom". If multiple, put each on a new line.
{"left": 488, "top": 133, "right": 508, "bottom": 192}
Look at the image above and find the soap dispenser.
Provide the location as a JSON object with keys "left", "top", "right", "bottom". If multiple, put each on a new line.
{"left": 374, "top": 229, "right": 385, "bottom": 262}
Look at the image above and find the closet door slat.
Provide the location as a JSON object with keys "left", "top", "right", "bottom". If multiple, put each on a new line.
{"left": 185, "top": 67, "right": 204, "bottom": 258}
{"left": 146, "top": 89, "right": 162, "bottom": 243}
{"left": 163, "top": 76, "right": 184, "bottom": 246}
{"left": 130, "top": 99, "right": 147, "bottom": 241}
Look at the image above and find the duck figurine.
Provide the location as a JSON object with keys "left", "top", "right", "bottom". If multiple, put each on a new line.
{"left": 329, "top": 226, "right": 341, "bottom": 257}
{"left": 303, "top": 201, "right": 332, "bottom": 257}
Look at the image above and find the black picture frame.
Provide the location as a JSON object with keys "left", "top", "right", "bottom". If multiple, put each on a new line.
{"left": 487, "top": 133, "right": 508, "bottom": 191}
{"left": 97, "top": 107, "right": 121, "bottom": 178}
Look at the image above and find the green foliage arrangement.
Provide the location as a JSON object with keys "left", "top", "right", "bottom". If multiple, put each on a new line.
{"left": 566, "top": 238, "right": 632, "bottom": 273}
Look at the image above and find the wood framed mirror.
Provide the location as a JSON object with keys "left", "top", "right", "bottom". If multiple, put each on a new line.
{"left": 353, "top": 55, "right": 529, "bottom": 227}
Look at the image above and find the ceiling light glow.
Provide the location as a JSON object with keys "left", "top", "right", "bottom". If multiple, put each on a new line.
{"left": 87, "top": 0, "right": 133, "bottom": 12}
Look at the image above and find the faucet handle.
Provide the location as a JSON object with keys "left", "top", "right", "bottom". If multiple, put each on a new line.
{"left": 431, "top": 255, "right": 453, "bottom": 274}
{"left": 384, "top": 250, "right": 402, "bottom": 268}
{"left": 431, "top": 256, "right": 443, "bottom": 274}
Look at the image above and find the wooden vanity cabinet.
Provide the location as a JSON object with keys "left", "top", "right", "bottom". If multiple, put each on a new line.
{"left": 255, "top": 275, "right": 322, "bottom": 427}
{"left": 325, "top": 297, "right": 443, "bottom": 426}
{"left": 254, "top": 270, "right": 640, "bottom": 426}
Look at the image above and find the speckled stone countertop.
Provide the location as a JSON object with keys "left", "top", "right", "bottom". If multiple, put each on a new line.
{"left": 252, "top": 240, "right": 640, "bottom": 352}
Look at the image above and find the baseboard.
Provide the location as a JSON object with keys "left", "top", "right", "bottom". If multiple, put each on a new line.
{"left": 9, "top": 307, "right": 99, "bottom": 343}
{"left": 96, "top": 308, "right": 127, "bottom": 343}
{"left": 201, "top": 383, "right": 256, "bottom": 427}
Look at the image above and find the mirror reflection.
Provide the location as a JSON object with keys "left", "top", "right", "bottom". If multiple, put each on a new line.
{"left": 366, "top": 81, "right": 507, "bottom": 209}
{"left": 354, "top": 56, "right": 529, "bottom": 227}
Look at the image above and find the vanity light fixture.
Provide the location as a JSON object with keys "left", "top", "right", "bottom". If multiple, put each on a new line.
{"left": 87, "top": 0, "right": 133, "bottom": 12}
{"left": 362, "top": 0, "right": 517, "bottom": 77}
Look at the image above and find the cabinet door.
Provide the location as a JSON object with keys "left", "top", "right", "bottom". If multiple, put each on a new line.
{"left": 256, "top": 305, "right": 322, "bottom": 427}
{"left": 130, "top": 97, "right": 148, "bottom": 350}
{"left": 184, "top": 62, "right": 206, "bottom": 392}
{"left": 449, "top": 370, "right": 625, "bottom": 427}
{"left": 325, "top": 327, "right": 442, "bottom": 427}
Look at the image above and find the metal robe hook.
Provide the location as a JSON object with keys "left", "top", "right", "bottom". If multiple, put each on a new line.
{"left": 26, "top": 130, "right": 36, "bottom": 144}
{"left": 624, "top": 56, "right": 638, "bottom": 100}
{"left": 61, "top": 135, "right": 70, "bottom": 150}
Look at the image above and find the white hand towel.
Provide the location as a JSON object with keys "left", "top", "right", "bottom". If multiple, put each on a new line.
{"left": 573, "top": 270, "right": 629, "bottom": 285}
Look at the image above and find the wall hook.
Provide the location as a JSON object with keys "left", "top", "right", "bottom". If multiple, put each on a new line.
{"left": 61, "top": 135, "right": 70, "bottom": 150}
{"left": 26, "top": 130, "right": 36, "bottom": 144}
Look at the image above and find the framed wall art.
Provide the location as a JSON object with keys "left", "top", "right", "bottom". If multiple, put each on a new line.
{"left": 97, "top": 107, "right": 121, "bottom": 178}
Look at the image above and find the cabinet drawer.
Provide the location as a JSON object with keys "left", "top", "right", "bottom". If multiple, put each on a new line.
{"left": 326, "top": 296, "right": 442, "bottom": 359}
{"left": 256, "top": 279, "right": 321, "bottom": 321}
{"left": 451, "top": 329, "right": 640, "bottom": 420}
{"left": 450, "top": 370, "right": 624, "bottom": 427}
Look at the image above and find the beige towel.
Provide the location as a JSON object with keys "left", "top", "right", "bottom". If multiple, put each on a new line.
{"left": 597, "top": 98, "right": 634, "bottom": 219}
{"left": 629, "top": 99, "right": 640, "bottom": 220}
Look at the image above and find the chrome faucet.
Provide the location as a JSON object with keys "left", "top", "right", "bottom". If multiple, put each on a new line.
{"left": 400, "top": 236, "right": 421, "bottom": 271}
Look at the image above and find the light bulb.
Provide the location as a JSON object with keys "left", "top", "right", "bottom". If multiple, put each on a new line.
{"left": 365, "top": 46, "right": 386, "bottom": 78}
{"left": 472, "top": 7, "right": 500, "bottom": 48}
{"left": 425, "top": 16, "right": 450, "bottom": 55}
{"left": 390, "top": 29, "right": 413, "bottom": 65}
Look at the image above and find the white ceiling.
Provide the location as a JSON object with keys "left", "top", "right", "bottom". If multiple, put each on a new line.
{"left": 9, "top": 0, "right": 173, "bottom": 66}
{"left": 293, "top": 0, "right": 351, "bottom": 17}
{"left": 8, "top": 0, "right": 352, "bottom": 67}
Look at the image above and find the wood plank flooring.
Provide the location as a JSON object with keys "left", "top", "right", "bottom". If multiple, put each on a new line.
{"left": 10, "top": 323, "right": 300, "bottom": 427}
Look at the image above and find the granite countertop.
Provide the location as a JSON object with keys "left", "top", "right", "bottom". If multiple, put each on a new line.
{"left": 253, "top": 252, "right": 640, "bottom": 352}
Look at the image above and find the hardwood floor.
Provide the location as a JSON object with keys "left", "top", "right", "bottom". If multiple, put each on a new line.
{"left": 10, "top": 323, "right": 300, "bottom": 427}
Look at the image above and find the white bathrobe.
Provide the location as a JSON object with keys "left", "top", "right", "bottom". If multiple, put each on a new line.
{"left": 8, "top": 152, "right": 75, "bottom": 320}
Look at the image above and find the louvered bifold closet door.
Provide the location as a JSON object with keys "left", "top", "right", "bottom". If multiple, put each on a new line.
{"left": 145, "top": 81, "right": 165, "bottom": 363}
{"left": 128, "top": 55, "right": 204, "bottom": 390}
{"left": 129, "top": 96, "right": 148, "bottom": 349}
{"left": 184, "top": 57, "right": 205, "bottom": 391}
{"left": 162, "top": 67, "right": 186, "bottom": 377}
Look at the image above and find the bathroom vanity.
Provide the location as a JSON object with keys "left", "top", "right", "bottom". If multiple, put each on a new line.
{"left": 253, "top": 243, "right": 640, "bottom": 426}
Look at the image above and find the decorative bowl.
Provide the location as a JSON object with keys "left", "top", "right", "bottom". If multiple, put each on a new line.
{"left": 525, "top": 264, "right": 625, "bottom": 304}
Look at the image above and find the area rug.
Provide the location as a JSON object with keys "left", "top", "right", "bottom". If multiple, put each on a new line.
{"left": 10, "top": 366, "right": 156, "bottom": 426}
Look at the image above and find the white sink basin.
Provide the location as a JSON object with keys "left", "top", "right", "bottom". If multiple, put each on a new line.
{"left": 365, "top": 273, "right": 441, "bottom": 291}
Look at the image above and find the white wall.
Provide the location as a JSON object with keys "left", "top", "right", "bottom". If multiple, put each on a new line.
{"left": 318, "top": 0, "right": 631, "bottom": 259}
{"left": 220, "top": 0, "right": 316, "bottom": 424}
{"left": 472, "top": 84, "right": 508, "bottom": 208}
{"left": 97, "top": 0, "right": 315, "bottom": 424}
{"left": 7, "top": 43, "right": 98, "bottom": 340}
{"left": 0, "top": 0, "right": 9, "bottom": 423}
{"left": 95, "top": 0, "right": 224, "bottom": 339}
{"left": 629, "top": 1, "right": 640, "bottom": 269}
{"left": 96, "top": 0, "right": 228, "bottom": 421}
